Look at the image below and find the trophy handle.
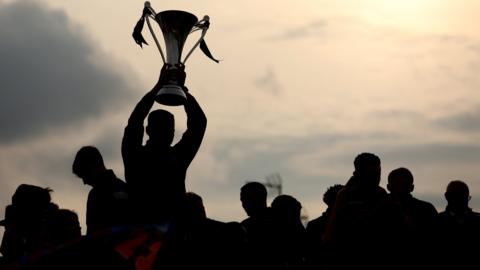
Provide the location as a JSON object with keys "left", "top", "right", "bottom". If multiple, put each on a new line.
{"left": 144, "top": 1, "right": 166, "bottom": 63}
{"left": 182, "top": 15, "right": 210, "bottom": 65}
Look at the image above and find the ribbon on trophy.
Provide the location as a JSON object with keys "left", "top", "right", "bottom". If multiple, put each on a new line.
{"left": 132, "top": 2, "right": 219, "bottom": 63}
{"left": 131, "top": 1, "right": 219, "bottom": 106}
{"left": 132, "top": 6, "right": 152, "bottom": 48}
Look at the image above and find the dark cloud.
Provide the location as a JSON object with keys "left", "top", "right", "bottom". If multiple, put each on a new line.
{"left": 213, "top": 132, "right": 480, "bottom": 179}
{"left": 435, "top": 106, "right": 480, "bottom": 132}
{"left": 0, "top": 1, "right": 136, "bottom": 143}
{"left": 212, "top": 133, "right": 355, "bottom": 193}
{"left": 380, "top": 143, "right": 480, "bottom": 167}
{"left": 210, "top": 132, "right": 480, "bottom": 200}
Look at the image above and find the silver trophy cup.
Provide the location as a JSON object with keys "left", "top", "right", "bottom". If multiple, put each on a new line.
{"left": 133, "top": 1, "right": 218, "bottom": 106}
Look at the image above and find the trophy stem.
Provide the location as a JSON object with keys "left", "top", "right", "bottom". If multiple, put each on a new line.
{"left": 182, "top": 16, "right": 210, "bottom": 64}
{"left": 146, "top": 15, "right": 166, "bottom": 63}
{"left": 182, "top": 27, "right": 207, "bottom": 64}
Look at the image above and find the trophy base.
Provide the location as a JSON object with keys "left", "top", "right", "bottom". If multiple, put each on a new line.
{"left": 155, "top": 84, "right": 187, "bottom": 106}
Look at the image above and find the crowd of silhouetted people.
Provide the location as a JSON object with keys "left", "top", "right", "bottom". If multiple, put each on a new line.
{"left": 1, "top": 66, "right": 479, "bottom": 270}
{"left": 1, "top": 152, "right": 479, "bottom": 270}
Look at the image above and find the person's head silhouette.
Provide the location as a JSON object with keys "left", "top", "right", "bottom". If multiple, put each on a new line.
{"left": 240, "top": 181, "right": 268, "bottom": 217}
{"left": 323, "top": 184, "right": 344, "bottom": 207}
{"left": 271, "top": 194, "right": 302, "bottom": 222}
{"left": 387, "top": 167, "right": 414, "bottom": 197}
{"left": 11, "top": 184, "right": 52, "bottom": 209}
{"left": 183, "top": 192, "right": 207, "bottom": 221}
{"left": 353, "top": 152, "right": 381, "bottom": 188}
{"left": 147, "top": 109, "right": 175, "bottom": 146}
{"left": 445, "top": 180, "right": 471, "bottom": 211}
{"left": 72, "top": 146, "right": 106, "bottom": 187}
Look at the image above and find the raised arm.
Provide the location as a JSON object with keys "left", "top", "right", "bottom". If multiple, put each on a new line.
{"left": 175, "top": 89, "right": 207, "bottom": 165}
{"left": 121, "top": 84, "right": 158, "bottom": 184}
{"left": 126, "top": 64, "right": 172, "bottom": 127}
{"left": 127, "top": 87, "right": 157, "bottom": 126}
{"left": 185, "top": 90, "right": 207, "bottom": 132}
{"left": 122, "top": 65, "right": 172, "bottom": 163}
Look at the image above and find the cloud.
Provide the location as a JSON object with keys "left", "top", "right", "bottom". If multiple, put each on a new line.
{"left": 0, "top": 1, "right": 137, "bottom": 143}
{"left": 209, "top": 128, "right": 480, "bottom": 188}
{"left": 265, "top": 20, "right": 327, "bottom": 41}
{"left": 253, "top": 68, "right": 283, "bottom": 95}
{"left": 435, "top": 106, "right": 480, "bottom": 133}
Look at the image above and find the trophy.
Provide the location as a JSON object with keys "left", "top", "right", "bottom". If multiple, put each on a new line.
{"left": 132, "top": 1, "right": 219, "bottom": 106}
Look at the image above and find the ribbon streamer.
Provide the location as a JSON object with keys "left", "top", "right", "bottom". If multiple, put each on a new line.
{"left": 132, "top": 7, "right": 153, "bottom": 48}
{"left": 200, "top": 39, "right": 220, "bottom": 63}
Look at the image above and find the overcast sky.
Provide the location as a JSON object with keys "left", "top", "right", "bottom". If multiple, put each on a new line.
{"left": 1, "top": 0, "right": 480, "bottom": 235}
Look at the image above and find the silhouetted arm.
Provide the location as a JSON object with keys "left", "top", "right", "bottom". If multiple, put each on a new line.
{"left": 126, "top": 87, "right": 157, "bottom": 126}
{"left": 174, "top": 90, "right": 207, "bottom": 166}
{"left": 122, "top": 64, "right": 181, "bottom": 130}
{"left": 121, "top": 86, "right": 157, "bottom": 184}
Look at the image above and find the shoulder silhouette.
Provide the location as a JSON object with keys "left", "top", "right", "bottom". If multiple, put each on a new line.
{"left": 239, "top": 181, "right": 277, "bottom": 269}
{"left": 386, "top": 167, "right": 438, "bottom": 269}
{"left": 435, "top": 180, "right": 480, "bottom": 269}
{"left": 323, "top": 153, "right": 405, "bottom": 270}
{"left": 271, "top": 194, "right": 307, "bottom": 270}
{"left": 73, "top": 146, "right": 131, "bottom": 234}
{"left": 306, "top": 184, "right": 344, "bottom": 269}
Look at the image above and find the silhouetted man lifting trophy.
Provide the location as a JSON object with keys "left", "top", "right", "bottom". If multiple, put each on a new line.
{"left": 132, "top": 1, "right": 219, "bottom": 106}
{"left": 124, "top": 1, "right": 213, "bottom": 225}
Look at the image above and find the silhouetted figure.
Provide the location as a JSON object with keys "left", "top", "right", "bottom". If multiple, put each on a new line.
{"left": 73, "top": 146, "right": 131, "bottom": 235}
{"left": 240, "top": 181, "right": 276, "bottom": 269}
{"left": 306, "top": 184, "right": 344, "bottom": 269}
{"left": 435, "top": 180, "right": 480, "bottom": 269}
{"left": 122, "top": 67, "right": 207, "bottom": 225}
{"left": 19, "top": 208, "right": 85, "bottom": 270}
{"left": 386, "top": 167, "right": 438, "bottom": 269}
{"left": 271, "top": 194, "right": 307, "bottom": 270}
{"left": 45, "top": 209, "right": 82, "bottom": 248}
{"left": 0, "top": 184, "right": 57, "bottom": 262}
{"left": 323, "top": 153, "right": 404, "bottom": 270}
{"left": 167, "top": 192, "right": 247, "bottom": 270}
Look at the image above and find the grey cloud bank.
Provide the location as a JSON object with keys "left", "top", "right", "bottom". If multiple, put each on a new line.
{"left": 0, "top": 1, "right": 136, "bottom": 143}
{"left": 0, "top": 0, "right": 139, "bottom": 235}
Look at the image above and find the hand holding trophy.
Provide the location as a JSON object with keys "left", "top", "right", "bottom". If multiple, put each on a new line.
{"left": 132, "top": 1, "right": 219, "bottom": 106}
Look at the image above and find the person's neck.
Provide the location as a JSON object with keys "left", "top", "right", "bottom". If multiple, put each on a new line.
{"left": 391, "top": 193, "right": 412, "bottom": 201}
{"left": 446, "top": 205, "right": 471, "bottom": 215}
{"left": 250, "top": 206, "right": 269, "bottom": 218}
{"left": 91, "top": 168, "right": 113, "bottom": 188}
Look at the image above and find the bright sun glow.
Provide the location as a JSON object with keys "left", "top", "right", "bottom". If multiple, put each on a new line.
{"left": 313, "top": 0, "right": 480, "bottom": 37}
{"left": 356, "top": 0, "right": 446, "bottom": 31}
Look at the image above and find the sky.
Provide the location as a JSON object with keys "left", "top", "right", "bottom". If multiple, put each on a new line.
{"left": 1, "top": 0, "right": 480, "bottom": 235}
